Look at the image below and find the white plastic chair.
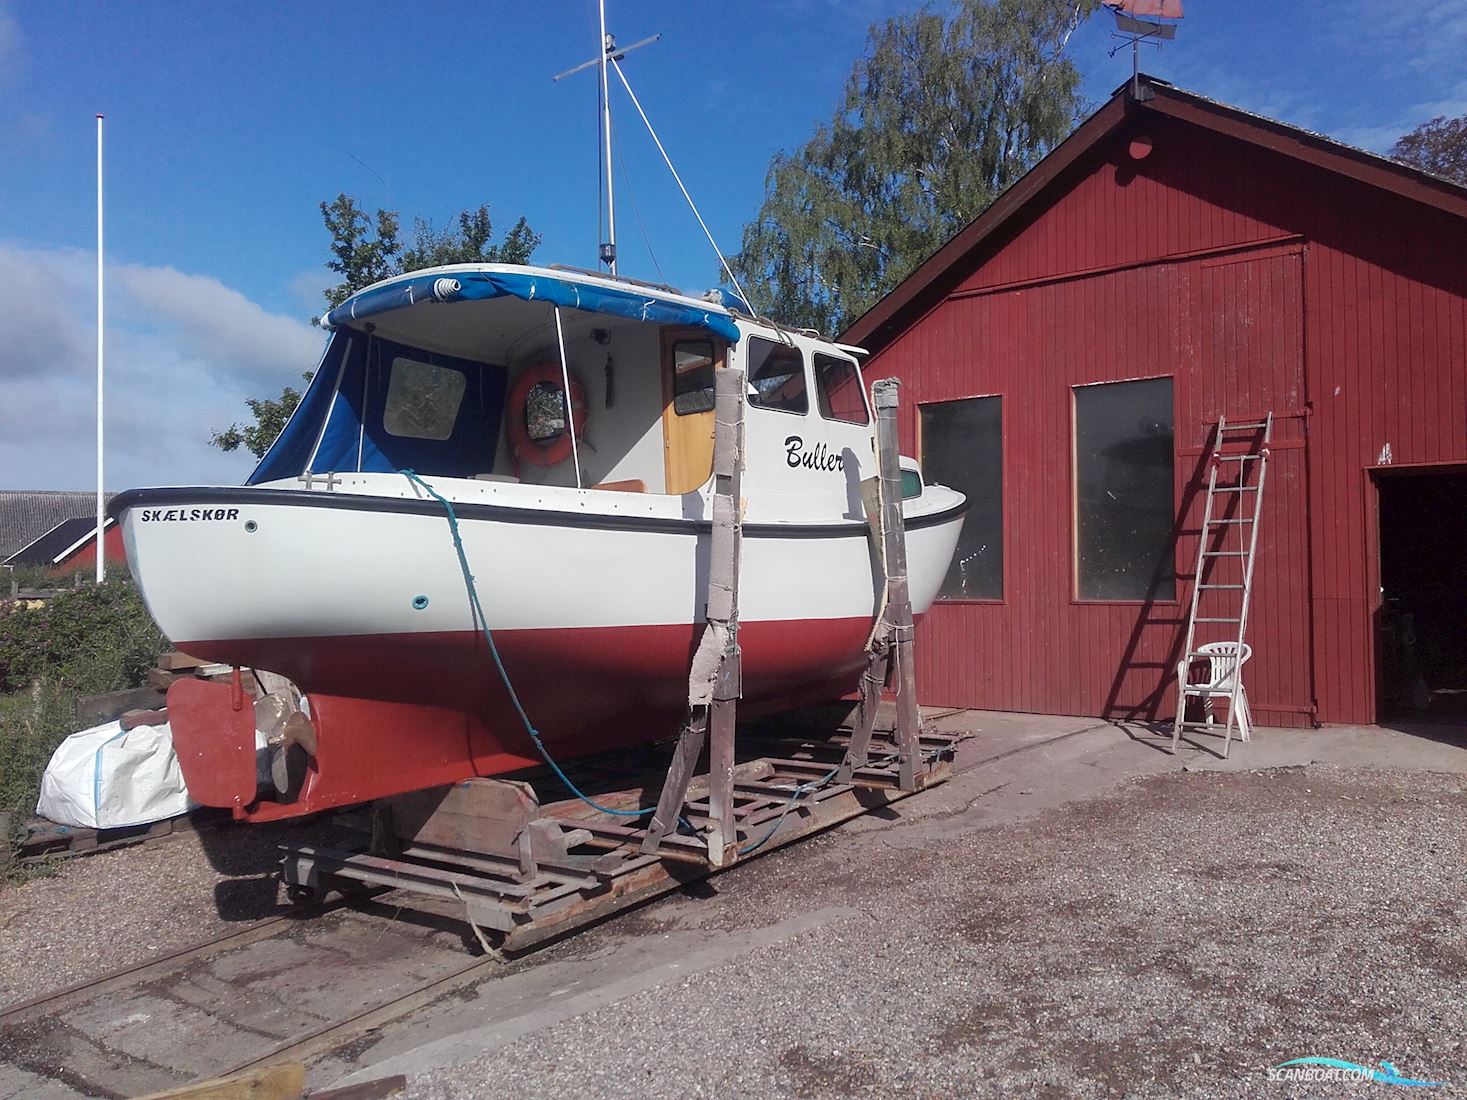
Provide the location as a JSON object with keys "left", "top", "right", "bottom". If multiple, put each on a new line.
{"left": 1180, "top": 641, "right": 1253, "bottom": 742}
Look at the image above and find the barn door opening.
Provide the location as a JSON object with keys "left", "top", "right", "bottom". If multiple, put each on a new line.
{"left": 1375, "top": 467, "right": 1467, "bottom": 726}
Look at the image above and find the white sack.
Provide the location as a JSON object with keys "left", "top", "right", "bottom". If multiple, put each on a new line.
{"left": 36, "top": 720, "right": 191, "bottom": 829}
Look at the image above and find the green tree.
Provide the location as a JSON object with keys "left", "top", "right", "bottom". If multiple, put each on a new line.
{"left": 212, "top": 195, "right": 541, "bottom": 458}
{"left": 321, "top": 194, "right": 402, "bottom": 310}
{"left": 209, "top": 373, "right": 312, "bottom": 458}
{"left": 401, "top": 207, "right": 541, "bottom": 273}
{"left": 1390, "top": 113, "right": 1467, "bottom": 186}
{"left": 731, "top": 0, "right": 1094, "bottom": 335}
{"left": 322, "top": 194, "right": 542, "bottom": 310}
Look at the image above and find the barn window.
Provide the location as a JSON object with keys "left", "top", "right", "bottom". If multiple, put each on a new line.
{"left": 920, "top": 395, "right": 1003, "bottom": 600}
{"left": 1073, "top": 377, "right": 1175, "bottom": 601}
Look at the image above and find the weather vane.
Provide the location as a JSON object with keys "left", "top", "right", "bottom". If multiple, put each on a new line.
{"left": 1103, "top": 0, "right": 1184, "bottom": 97}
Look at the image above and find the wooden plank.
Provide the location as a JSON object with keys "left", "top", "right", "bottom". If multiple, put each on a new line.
{"left": 156, "top": 650, "right": 209, "bottom": 671}
{"left": 380, "top": 780, "right": 538, "bottom": 859}
{"left": 310, "top": 1076, "right": 406, "bottom": 1100}
{"left": 132, "top": 1062, "right": 304, "bottom": 1100}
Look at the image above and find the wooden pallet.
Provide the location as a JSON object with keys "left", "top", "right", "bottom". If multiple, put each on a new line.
{"left": 17, "top": 808, "right": 229, "bottom": 862}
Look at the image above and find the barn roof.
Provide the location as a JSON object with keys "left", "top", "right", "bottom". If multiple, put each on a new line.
{"left": 0, "top": 491, "right": 112, "bottom": 562}
{"left": 841, "top": 74, "right": 1467, "bottom": 354}
{"left": 2, "top": 516, "right": 114, "bottom": 568}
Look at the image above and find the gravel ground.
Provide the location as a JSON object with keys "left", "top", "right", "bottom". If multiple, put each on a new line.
{"left": 0, "top": 818, "right": 357, "bottom": 1007}
{"left": 405, "top": 764, "right": 1467, "bottom": 1099}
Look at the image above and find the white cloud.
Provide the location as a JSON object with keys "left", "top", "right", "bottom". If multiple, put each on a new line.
{"left": 1342, "top": 0, "right": 1467, "bottom": 72}
{"left": 287, "top": 267, "right": 333, "bottom": 315}
{"left": 0, "top": 241, "right": 325, "bottom": 491}
{"left": 117, "top": 263, "right": 321, "bottom": 383}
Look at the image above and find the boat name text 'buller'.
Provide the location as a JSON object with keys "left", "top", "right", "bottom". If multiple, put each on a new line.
{"left": 784, "top": 436, "right": 844, "bottom": 472}
{"left": 140, "top": 508, "right": 242, "bottom": 522}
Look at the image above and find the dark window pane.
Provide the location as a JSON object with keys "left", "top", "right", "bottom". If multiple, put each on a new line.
{"left": 747, "top": 337, "right": 808, "bottom": 414}
{"left": 672, "top": 340, "right": 715, "bottom": 415}
{"left": 900, "top": 468, "right": 922, "bottom": 500}
{"left": 814, "top": 354, "right": 870, "bottom": 424}
{"left": 920, "top": 396, "right": 1002, "bottom": 600}
{"left": 1074, "top": 377, "right": 1175, "bottom": 600}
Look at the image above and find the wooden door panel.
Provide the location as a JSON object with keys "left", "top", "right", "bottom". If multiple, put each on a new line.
{"left": 661, "top": 328, "right": 721, "bottom": 494}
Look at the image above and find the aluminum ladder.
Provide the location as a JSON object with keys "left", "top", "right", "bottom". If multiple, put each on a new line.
{"left": 1172, "top": 413, "right": 1273, "bottom": 757}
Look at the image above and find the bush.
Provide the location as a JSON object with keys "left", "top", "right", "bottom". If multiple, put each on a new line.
{"left": 0, "top": 578, "right": 169, "bottom": 695}
{"left": 1, "top": 580, "right": 168, "bottom": 874}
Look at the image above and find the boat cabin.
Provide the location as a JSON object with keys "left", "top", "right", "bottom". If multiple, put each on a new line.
{"left": 252, "top": 265, "right": 884, "bottom": 517}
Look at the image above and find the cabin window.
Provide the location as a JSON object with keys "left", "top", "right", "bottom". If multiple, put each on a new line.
{"left": 382, "top": 358, "right": 467, "bottom": 441}
{"left": 524, "top": 380, "right": 569, "bottom": 443}
{"left": 920, "top": 396, "right": 1003, "bottom": 601}
{"left": 814, "top": 354, "right": 870, "bottom": 424}
{"left": 746, "top": 338, "right": 809, "bottom": 415}
{"left": 1073, "top": 376, "right": 1175, "bottom": 601}
{"left": 672, "top": 340, "right": 716, "bottom": 415}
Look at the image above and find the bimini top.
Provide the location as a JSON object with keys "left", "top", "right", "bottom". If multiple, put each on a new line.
{"left": 321, "top": 263, "right": 743, "bottom": 345}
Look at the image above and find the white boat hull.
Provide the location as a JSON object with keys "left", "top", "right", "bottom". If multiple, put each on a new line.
{"left": 113, "top": 478, "right": 965, "bottom": 817}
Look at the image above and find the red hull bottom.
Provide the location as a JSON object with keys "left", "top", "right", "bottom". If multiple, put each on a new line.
{"left": 168, "top": 618, "right": 873, "bottom": 821}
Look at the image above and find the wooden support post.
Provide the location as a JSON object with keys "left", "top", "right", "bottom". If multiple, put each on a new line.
{"left": 643, "top": 364, "right": 745, "bottom": 863}
{"left": 837, "top": 651, "right": 887, "bottom": 784}
{"left": 873, "top": 380, "right": 921, "bottom": 790}
{"left": 840, "top": 378, "right": 921, "bottom": 791}
{"left": 641, "top": 711, "right": 706, "bottom": 854}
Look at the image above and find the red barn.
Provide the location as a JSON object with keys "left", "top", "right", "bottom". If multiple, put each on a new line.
{"left": 3, "top": 516, "right": 126, "bottom": 578}
{"left": 844, "top": 76, "right": 1467, "bottom": 730}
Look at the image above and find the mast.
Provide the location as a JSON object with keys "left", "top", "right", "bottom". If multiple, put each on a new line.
{"left": 554, "top": 7, "right": 657, "bottom": 275}
{"left": 597, "top": 0, "right": 617, "bottom": 274}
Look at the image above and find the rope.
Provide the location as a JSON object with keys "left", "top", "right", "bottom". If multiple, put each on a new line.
{"left": 739, "top": 763, "right": 841, "bottom": 856}
{"left": 608, "top": 56, "right": 756, "bottom": 315}
{"left": 402, "top": 470, "right": 657, "bottom": 820}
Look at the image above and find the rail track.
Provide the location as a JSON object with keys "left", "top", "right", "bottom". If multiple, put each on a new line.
{"left": 0, "top": 888, "right": 495, "bottom": 1099}
{"left": 0, "top": 711, "right": 962, "bottom": 1098}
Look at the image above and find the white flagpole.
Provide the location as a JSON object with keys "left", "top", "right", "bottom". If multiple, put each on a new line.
{"left": 95, "top": 113, "right": 105, "bottom": 584}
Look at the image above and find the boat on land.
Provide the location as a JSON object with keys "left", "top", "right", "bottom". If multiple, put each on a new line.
{"left": 110, "top": 2, "right": 966, "bottom": 821}
{"left": 112, "top": 265, "right": 965, "bottom": 820}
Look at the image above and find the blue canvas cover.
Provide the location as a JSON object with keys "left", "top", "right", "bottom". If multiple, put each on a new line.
{"left": 249, "top": 333, "right": 506, "bottom": 484}
{"left": 321, "top": 267, "right": 743, "bottom": 346}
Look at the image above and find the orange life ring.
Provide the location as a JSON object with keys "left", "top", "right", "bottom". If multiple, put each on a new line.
{"left": 506, "top": 363, "right": 589, "bottom": 469}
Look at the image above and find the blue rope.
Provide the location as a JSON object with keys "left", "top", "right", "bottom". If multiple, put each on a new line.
{"left": 402, "top": 470, "right": 659, "bottom": 820}
{"left": 739, "top": 763, "right": 841, "bottom": 855}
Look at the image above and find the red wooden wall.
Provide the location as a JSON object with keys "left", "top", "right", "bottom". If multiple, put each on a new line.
{"left": 875, "top": 113, "right": 1467, "bottom": 726}
{"left": 52, "top": 524, "right": 126, "bottom": 577}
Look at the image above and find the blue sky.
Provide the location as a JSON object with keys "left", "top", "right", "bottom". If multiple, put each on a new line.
{"left": 2, "top": 0, "right": 1464, "bottom": 490}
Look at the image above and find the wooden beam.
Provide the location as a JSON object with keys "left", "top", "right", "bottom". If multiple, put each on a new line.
{"left": 133, "top": 1063, "right": 305, "bottom": 1100}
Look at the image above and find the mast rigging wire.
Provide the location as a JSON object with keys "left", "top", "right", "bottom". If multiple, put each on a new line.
{"left": 608, "top": 56, "right": 757, "bottom": 316}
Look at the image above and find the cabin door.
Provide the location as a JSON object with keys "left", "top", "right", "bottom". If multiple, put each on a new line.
{"left": 660, "top": 327, "right": 722, "bottom": 494}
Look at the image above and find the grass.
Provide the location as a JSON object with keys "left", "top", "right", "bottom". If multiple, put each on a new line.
{"left": 2, "top": 563, "right": 67, "bottom": 592}
{"left": 1, "top": 682, "right": 77, "bottom": 880}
